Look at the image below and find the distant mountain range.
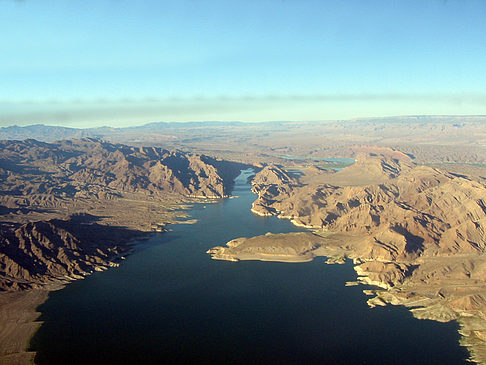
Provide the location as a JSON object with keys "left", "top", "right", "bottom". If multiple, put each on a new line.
{"left": 1, "top": 115, "right": 485, "bottom": 143}
{"left": 0, "top": 121, "right": 266, "bottom": 142}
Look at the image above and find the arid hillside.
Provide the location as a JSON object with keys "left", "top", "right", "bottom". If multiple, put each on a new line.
{"left": 0, "top": 138, "right": 245, "bottom": 291}
{"left": 209, "top": 148, "right": 486, "bottom": 363}
{"left": 0, "top": 138, "right": 247, "bottom": 364}
{"left": 0, "top": 137, "right": 239, "bottom": 200}
{"left": 0, "top": 217, "right": 143, "bottom": 291}
{"left": 0, "top": 138, "right": 244, "bottom": 228}
{"left": 251, "top": 149, "right": 486, "bottom": 260}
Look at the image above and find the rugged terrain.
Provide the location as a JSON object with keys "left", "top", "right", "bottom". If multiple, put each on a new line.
{"left": 0, "top": 138, "right": 245, "bottom": 364}
{"left": 208, "top": 147, "right": 486, "bottom": 363}
{"left": 0, "top": 216, "right": 145, "bottom": 292}
{"left": 0, "top": 138, "right": 245, "bottom": 227}
{"left": 2, "top": 117, "right": 486, "bottom": 363}
{"left": 0, "top": 137, "right": 245, "bottom": 288}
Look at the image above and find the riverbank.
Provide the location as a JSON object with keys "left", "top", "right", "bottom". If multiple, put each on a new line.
{"left": 207, "top": 229, "right": 486, "bottom": 363}
{"left": 0, "top": 195, "right": 230, "bottom": 364}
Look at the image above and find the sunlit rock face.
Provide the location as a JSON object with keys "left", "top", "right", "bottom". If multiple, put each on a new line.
{"left": 209, "top": 147, "right": 486, "bottom": 363}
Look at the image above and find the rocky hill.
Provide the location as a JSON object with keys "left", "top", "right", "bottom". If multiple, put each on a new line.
{"left": 0, "top": 217, "right": 144, "bottom": 291}
{"left": 250, "top": 149, "right": 486, "bottom": 261}
{"left": 0, "top": 138, "right": 239, "bottom": 202}
{"left": 209, "top": 147, "right": 486, "bottom": 363}
{"left": 0, "top": 138, "right": 245, "bottom": 291}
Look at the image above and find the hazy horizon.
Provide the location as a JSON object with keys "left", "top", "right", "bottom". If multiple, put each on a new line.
{"left": 2, "top": 113, "right": 486, "bottom": 131}
{"left": 2, "top": 0, "right": 486, "bottom": 127}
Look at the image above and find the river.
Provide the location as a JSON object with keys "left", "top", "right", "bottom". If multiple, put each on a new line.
{"left": 30, "top": 169, "right": 468, "bottom": 364}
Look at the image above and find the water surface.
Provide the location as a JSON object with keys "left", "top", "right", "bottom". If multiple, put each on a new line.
{"left": 31, "top": 170, "right": 468, "bottom": 364}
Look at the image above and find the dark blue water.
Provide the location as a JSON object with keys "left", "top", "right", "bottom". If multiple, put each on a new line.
{"left": 31, "top": 170, "right": 468, "bottom": 364}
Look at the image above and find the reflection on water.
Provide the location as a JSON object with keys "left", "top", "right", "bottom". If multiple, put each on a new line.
{"left": 31, "top": 170, "right": 467, "bottom": 364}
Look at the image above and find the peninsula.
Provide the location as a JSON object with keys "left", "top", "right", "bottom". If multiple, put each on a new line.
{"left": 208, "top": 147, "right": 486, "bottom": 363}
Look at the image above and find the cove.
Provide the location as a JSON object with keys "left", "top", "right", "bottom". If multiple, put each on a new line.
{"left": 30, "top": 170, "right": 468, "bottom": 364}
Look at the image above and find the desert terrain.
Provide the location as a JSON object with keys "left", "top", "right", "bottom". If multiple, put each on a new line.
{"left": 208, "top": 145, "right": 486, "bottom": 363}
{"left": 0, "top": 137, "right": 245, "bottom": 363}
{"left": 1, "top": 116, "right": 486, "bottom": 363}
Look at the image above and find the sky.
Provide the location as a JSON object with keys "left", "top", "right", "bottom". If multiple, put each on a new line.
{"left": 1, "top": 0, "right": 486, "bottom": 127}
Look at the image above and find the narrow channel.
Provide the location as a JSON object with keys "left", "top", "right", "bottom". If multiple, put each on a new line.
{"left": 30, "top": 169, "right": 468, "bottom": 364}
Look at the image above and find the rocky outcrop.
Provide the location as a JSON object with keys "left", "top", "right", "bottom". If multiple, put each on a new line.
{"left": 0, "top": 217, "right": 145, "bottom": 291}
{"left": 250, "top": 149, "right": 486, "bottom": 262}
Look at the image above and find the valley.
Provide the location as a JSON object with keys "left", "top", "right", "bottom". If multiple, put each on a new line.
{"left": 1, "top": 117, "right": 486, "bottom": 363}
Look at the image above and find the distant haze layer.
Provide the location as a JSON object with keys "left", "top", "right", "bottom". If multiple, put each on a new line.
{"left": 1, "top": 95, "right": 486, "bottom": 128}
{"left": 2, "top": 1, "right": 486, "bottom": 127}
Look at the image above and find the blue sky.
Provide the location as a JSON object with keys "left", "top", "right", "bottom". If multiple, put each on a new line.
{"left": 1, "top": 0, "right": 485, "bottom": 127}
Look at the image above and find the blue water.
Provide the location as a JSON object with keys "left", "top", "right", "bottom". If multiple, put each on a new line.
{"left": 321, "top": 157, "right": 355, "bottom": 163}
{"left": 280, "top": 155, "right": 355, "bottom": 164}
{"left": 30, "top": 170, "right": 468, "bottom": 364}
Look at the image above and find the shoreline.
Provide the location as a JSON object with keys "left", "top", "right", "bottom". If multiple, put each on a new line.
{"left": 208, "top": 212, "right": 486, "bottom": 363}
{"left": 208, "top": 250, "right": 316, "bottom": 263}
{"left": 0, "top": 194, "right": 228, "bottom": 364}
{"left": 0, "top": 229, "right": 151, "bottom": 365}
{"left": 0, "top": 289, "right": 49, "bottom": 365}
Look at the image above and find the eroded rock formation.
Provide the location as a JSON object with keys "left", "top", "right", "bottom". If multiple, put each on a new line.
{"left": 0, "top": 217, "right": 143, "bottom": 291}
{"left": 209, "top": 147, "right": 486, "bottom": 363}
{"left": 0, "top": 138, "right": 244, "bottom": 291}
{"left": 0, "top": 138, "right": 239, "bottom": 203}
